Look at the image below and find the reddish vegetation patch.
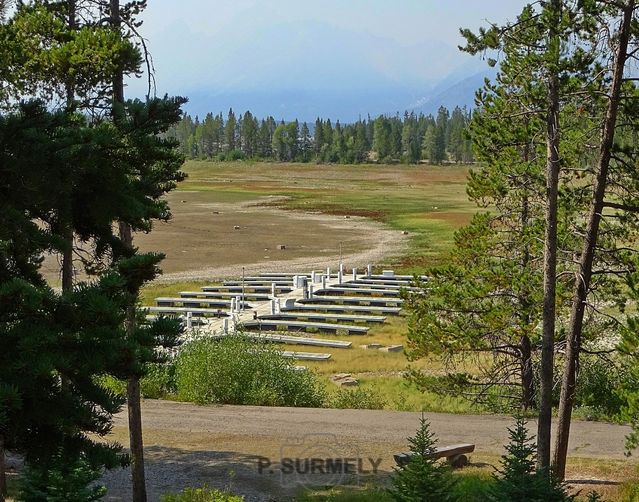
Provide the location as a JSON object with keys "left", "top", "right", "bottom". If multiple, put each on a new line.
{"left": 393, "top": 254, "right": 433, "bottom": 270}
{"left": 315, "top": 206, "right": 387, "bottom": 220}
{"left": 427, "top": 211, "right": 473, "bottom": 226}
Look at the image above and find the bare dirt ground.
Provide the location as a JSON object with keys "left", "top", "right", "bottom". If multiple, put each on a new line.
{"left": 41, "top": 192, "right": 408, "bottom": 285}
{"left": 101, "top": 400, "right": 637, "bottom": 501}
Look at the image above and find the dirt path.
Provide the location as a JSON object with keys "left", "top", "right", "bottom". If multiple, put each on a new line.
{"left": 41, "top": 194, "right": 409, "bottom": 285}
{"left": 102, "top": 400, "right": 636, "bottom": 501}
{"left": 153, "top": 200, "right": 408, "bottom": 283}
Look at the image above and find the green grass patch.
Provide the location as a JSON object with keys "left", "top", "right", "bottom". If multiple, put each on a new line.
{"left": 296, "top": 483, "right": 393, "bottom": 502}
{"left": 356, "top": 377, "right": 478, "bottom": 414}
{"left": 139, "top": 280, "right": 212, "bottom": 306}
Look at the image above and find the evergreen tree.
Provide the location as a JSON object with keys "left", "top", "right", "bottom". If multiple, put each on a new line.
{"left": 321, "top": 118, "right": 333, "bottom": 161}
{"left": 431, "top": 106, "right": 448, "bottom": 164}
{"left": 373, "top": 116, "right": 392, "bottom": 161}
{"left": 388, "top": 416, "right": 456, "bottom": 502}
{"left": 241, "top": 110, "right": 258, "bottom": 158}
{"left": 447, "top": 106, "right": 467, "bottom": 163}
{"left": 257, "top": 118, "right": 272, "bottom": 158}
{"left": 488, "top": 417, "right": 574, "bottom": 502}
{"left": 300, "top": 121, "right": 311, "bottom": 162}
{"left": 224, "top": 108, "right": 236, "bottom": 152}
{"left": 401, "top": 112, "right": 421, "bottom": 164}
{"left": 272, "top": 123, "right": 287, "bottom": 161}
{"left": 331, "top": 120, "right": 346, "bottom": 162}
{"left": 422, "top": 124, "right": 436, "bottom": 164}
{"left": 313, "top": 117, "right": 324, "bottom": 156}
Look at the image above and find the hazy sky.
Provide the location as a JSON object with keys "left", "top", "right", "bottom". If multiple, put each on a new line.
{"left": 127, "top": 1, "right": 529, "bottom": 117}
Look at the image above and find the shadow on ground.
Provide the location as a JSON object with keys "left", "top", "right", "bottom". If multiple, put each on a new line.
{"left": 101, "top": 445, "right": 394, "bottom": 501}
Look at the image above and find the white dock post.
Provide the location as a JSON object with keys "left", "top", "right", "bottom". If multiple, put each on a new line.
{"left": 322, "top": 275, "right": 327, "bottom": 289}
{"left": 186, "top": 311, "right": 193, "bottom": 330}
{"left": 308, "top": 283, "right": 314, "bottom": 298}
{"left": 270, "top": 299, "right": 276, "bottom": 315}
{"left": 326, "top": 267, "right": 331, "bottom": 279}
{"left": 236, "top": 295, "right": 242, "bottom": 311}
{"left": 230, "top": 297, "right": 236, "bottom": 313}
{"left": 352, "top": 268, "right": 357, "bottom": 281}
{"left": 367, "top": 263, "right": 372, "bottom": 277}
{"left": 339, "top": 262, "right": 344, "bottom": 277}
{"left": 276, "top": 298, "right": 281, "bottom": 314}
{"left": 223, "top": 318, "right": 229, "bottom": 334}
{"left": 337, "top": 270, "right": 342, "bottom": 284}
{"left": 271, "top": 282, "right": 277, "bottom": 298}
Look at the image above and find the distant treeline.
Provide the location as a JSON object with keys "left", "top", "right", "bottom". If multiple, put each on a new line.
{"left": 166, "top": 105, "right": 474, "bottom": 164}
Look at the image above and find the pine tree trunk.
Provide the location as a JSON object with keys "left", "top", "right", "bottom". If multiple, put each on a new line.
{"left": 553, "top": 1, "right": 634, "bottom": 480}
{"left": 119, "top": 219, "right": 146, "bottom": 502}
{"left": 61, "top": 0, "right": 76, "bottom": 294}
{"left": 127, "top": 373, "right": 147, "bottom": 502}
{"left": 519, "top": 142, "right": 535, "bottom": 412}
{"left": 111, "top": 1, "right": 146, "bottom": 500}
{"left": 0, "top": 433, "right": 6, "bottom": 501}
{"left": 520, "top": 335, "right": 535, "bottom": 410}
{"left": 61, "top": 225, "right": 74, "bottom": 292}
{"left": 538, "top": 0, "right": 562, "bottom": 470}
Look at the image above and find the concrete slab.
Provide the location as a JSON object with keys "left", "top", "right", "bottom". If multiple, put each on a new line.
{"left": 259, "top": 313, "right": 386, "bottom": 323}
{"left": 213, "top": 332, "right": 352, "bottom": 348}
{"left": 315, "top": 287, "right": 403, "bottom": 297}
{"left": 299, "top": 296, "right": 403, "bottom": 306}
{"left": 241, "top": 319, "right": 369, "bottom": 335}
{"left": 144, "top": 306, "right": 228, "bottom": 317}
{"left": 181, "top": 291, "right": 272, "bottom": 300}
{"left": 281, "top": 304, "right": 402, "bottom": 315}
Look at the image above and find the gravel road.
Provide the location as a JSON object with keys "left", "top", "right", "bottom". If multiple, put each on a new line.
{"left": 101, "top": 400, "right": 636, "bottom": 501}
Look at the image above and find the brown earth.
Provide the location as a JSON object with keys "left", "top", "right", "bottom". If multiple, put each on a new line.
{"left": 101, "top": 400, "right": 637, "bottom": 501}
{"left": 40, "top": 192, "right": 408, "bottom": 285}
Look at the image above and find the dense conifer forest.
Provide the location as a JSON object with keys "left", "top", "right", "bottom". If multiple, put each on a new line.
{"left": 167, "top": 105, "right": 475, "bottom": 164}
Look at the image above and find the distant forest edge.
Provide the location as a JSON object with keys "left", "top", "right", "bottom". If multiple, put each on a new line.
{"left": 166, "top": 105, "right": 474, "bottom": 164}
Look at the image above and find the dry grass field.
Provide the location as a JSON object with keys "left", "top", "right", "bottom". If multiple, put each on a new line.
{"left": 41, "top": 160, "right": 474, "bottom": 286}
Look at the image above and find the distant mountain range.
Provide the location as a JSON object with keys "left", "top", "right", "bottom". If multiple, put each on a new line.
{"left": 180, "top": 69, "right": 493, "bottom": 123}
{"left": 136, "top": 17, "right": 498, "bottom": 123}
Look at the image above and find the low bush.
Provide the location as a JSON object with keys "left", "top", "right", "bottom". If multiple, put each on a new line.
{"left": 330, "top": 387, "right": 387, "bottom": 410}
{"left": 19, "top": 454, "right": 106, "bottom": 502}
{"left": 574, "top": 355, "right": 636, "bottom": 420}
{"left": 175, "top": 334, "right": 326, "bottom": 407}
{"left": 141, "top": 362, "right": 177, "bottom": 398}
{"left": 161, "top": 486, "right": 243, "bottom": 502}
{"left": 98, "top": 361, "right": 177, "bottom": 400}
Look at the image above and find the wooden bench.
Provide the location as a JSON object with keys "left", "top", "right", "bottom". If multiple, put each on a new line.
{"left": 394, "top": 443, "right": 475, "bottom": 468}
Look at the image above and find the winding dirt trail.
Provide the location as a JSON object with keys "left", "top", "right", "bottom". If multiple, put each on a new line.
{"left": 101, "top": 400, "right": 637, "bottom": 501}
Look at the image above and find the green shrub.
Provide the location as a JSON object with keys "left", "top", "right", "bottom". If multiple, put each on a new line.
{"left": 388, "top": 415, "right": 456, "bottom": 501}
{"left": 98, "top": 361, "right": 177, "bottom": 399}
{"left": 19, "top": 454, "right": 106, "bottom": 502}
{"left": 575, "top": 355, "right": 636, "bottom": 420}
{"left": 175, "top": 335, "right": 326, "bottom": 407}
{"left": 99, "top": 374, "right": 127, "bottom": 397}
{"left": 451, "top": 471, "right": 495, "bottom": 502}
{"left": 161, "top": 485, "right": 243, "bottom": 502}
{"left": 330, "top": 387, "right": 386, "bottom": 410}
{"left": 141, "top": 362, "right": 177, "bottom": 398}
{"left": 487, "top": 416, "right": 574, "bottom": 502}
